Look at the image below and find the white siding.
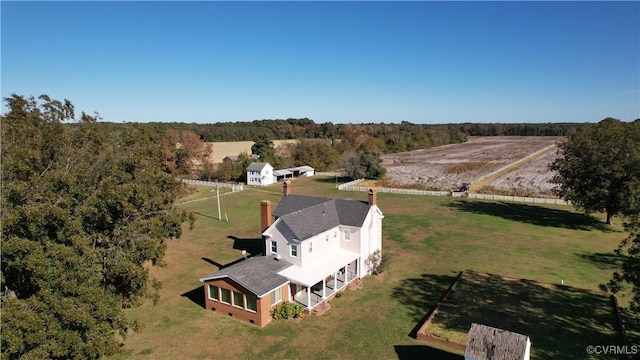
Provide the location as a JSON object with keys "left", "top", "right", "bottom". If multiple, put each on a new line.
{"left": 299, "top": 227, "right": 341, "bottom": 267}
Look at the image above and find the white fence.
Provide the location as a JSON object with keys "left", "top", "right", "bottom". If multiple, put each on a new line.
{"left": 181, "top": 179, "right": 243, "bottom": 192}
{"left": 468, "top": 193, "right": 569, "bottom": 205}
{"left": 336, "top": 178, "right": 569, "bottom": 205}
{"left": 338, "top": 179, "right": 450, "bottom": 197}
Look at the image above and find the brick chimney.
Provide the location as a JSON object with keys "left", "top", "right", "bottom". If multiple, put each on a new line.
{"left": 368, "top": 188, "right": 377, "bottom": 206}
{"left": 283, "top": 180, "right": 292, "bottom": 197}
{"left": 260, "top": 200, "right": 272, "bottom": 231}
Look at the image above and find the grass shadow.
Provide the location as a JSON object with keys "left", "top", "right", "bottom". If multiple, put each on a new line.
{"left": 180, "top": 285, "right": 205, "bottom": 309}
{"left": 449, "top": 200, "right": 612, "bottom": 231}
{"left": 577, "top": 251, "right": 625, "bottom": 270}
{"left": 393, "top": 345, "right": 463, "bottom": 360}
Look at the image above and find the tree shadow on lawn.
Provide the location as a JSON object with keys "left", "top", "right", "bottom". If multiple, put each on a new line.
{"left": 394, "top": 345, "right": 463, "bottom": 360}
{"left": 314, "top": 176, "right": 355, "bottom": 184}
{"left": 391, "top": 273, "right": 460, "bottom": 331}
{"left": 448, "top": 200, "right": 612, "bottom": 231}
{"left": 577, "top": 251, "right": 625, "bottom": 271}
{"left": 393, "top": 272, "right": 619, "bottom": 359}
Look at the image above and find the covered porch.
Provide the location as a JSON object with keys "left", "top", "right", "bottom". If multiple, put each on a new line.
{"left": 283, "top": 257, "right": 359, "bottom": 310}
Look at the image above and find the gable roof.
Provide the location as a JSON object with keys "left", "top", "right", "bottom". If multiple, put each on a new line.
{"left": 247, "top": 162, "right": 271, "bottom": 172}
{"left": 199, "top": 255, "right": 292, "bottom": 297}
{"left": 271, "top": 195, "right": 372, "bottom": 240}
{"left": 465, "top": 323, "right": 529, "bottom": 360}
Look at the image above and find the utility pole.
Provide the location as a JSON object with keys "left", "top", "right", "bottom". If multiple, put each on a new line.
{"left": 216, "top": 186, "right": 222, "bottom": 221}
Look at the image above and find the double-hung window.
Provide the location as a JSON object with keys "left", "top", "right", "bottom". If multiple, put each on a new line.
{"left": 220, "top": 288, "right": 231, "bottom": 304}
{"left": 245, "top": 294, "right": 257, "bottom": 312}
{"left": 232, "top": 291, "right": 243, "bottom": 308}
{"left": 271, "top": 240, "right": 277, "bottom": 253}
{"left": 208, "top": 285, "right": 219, "bottom": 301}
{"left": 271, "top": 287, "right": 282, "bottom": 305}
{"left": 290, "top": 244, "right": 298, "bottom": 257}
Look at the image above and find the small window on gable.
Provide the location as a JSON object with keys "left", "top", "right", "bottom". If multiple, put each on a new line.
{"left": 290, "top": 244, "right": 298, "bottom": 257}
{"left": 309, "top": 241, "right": 313, "bottom": 253}
{"left": 326, "top": 234, "right": 329, "bottom": 242}
{"left": 271, "top": 240, "right": 277, "bottom": 253}
{"left": 344, "top": 229, "right": 351, "bottom": 241}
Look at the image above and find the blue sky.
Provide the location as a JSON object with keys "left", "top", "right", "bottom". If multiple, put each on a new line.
{"left": 2, "top": 1, "right": 639, "bottom": 124}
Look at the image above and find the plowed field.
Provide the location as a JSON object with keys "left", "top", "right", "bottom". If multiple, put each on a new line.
{"left": 381, "top": 136, "right": 564, "bottom": 196}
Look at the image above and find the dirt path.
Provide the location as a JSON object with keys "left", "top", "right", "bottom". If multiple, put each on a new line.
{"left": 468, "top": 144, "right": 557, "bottom": 193}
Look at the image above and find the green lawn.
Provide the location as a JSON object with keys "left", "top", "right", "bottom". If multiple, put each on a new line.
{"left": 111, "top": 176, "right": 629, "bottom": 359}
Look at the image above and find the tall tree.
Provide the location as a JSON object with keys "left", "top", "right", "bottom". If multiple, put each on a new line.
{"left": 606, "top": 119, "right": 640, "bottom": 314}
{"left": 1, "top": 95, "right": 194, "bottom": 359}
{"left": 162, "top": 129, "right": 209, "bottom": 174}
{"left": 549, "top": 118, "right": 640, "bottom": 224}
{"left": 251, "top": 133, "right": 275, "bottom": 163}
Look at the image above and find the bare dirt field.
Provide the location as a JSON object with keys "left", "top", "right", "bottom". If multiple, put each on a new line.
{"left": 478, "top": 146, "right": 561, "bottom": 197}
{"left": 381, "top": 136, "right": 564, "bottom": 196}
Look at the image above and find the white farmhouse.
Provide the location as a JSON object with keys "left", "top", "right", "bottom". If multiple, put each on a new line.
{"left": 199, "top": 181, "right": 383, "bottom": 326}
{"left": 246, "top": 162, "right": 274, "bottom": 186}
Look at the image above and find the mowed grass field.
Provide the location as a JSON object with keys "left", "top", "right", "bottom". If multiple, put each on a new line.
{"left": 112, "top": 176, "right": 632, "bottom": 360}
{"left": 207, "top": 140, "right": 299, "bottom": 163}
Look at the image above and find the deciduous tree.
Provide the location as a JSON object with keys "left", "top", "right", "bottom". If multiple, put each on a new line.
{"left": 549, "top": 118, "right": 640, "bottom": 224}
{"left": 1, "top": 94, "right": 194, "bottom": 359}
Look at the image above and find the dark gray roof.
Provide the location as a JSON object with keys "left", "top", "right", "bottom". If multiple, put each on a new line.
{"left": 280, "top": 201, "right": 340, "bottom": 240}
{"left": 272, "top": 195, "right": 332, "bottom": 218}
{"left": 247, "top": 162, "right": 271, "bottom": 172}
{"left": 465, "top": 323, "right": 529, "bottom": 360}
{"left": 272, "top": 195, "right": 372, "bottom": 240}
{"left": 335, "top": 198, "right": 371, "bottom": 227}
{"left": 199, "top": 255, "right": 292, "bottom": 297}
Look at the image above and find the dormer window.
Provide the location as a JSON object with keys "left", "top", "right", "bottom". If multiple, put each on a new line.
{"left": 343, "top": 229, "right": 351, "bottom": 241}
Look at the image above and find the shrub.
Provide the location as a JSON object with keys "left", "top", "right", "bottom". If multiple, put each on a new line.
{"left": 366, "top": 249, "right": 390, "bottom": 275}
{"left": 271, "top": 302, "right": 304, "bottom": 320}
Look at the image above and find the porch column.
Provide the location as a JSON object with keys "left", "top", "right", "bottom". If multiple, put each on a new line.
{"left": 344, "top": 265, "right": 348, "bottom": 283}
{"left": 333, "top": 271, "right": 337, "bottom": 290}
{"left": 322, "top": 278, "right": 326, "bottom": 299}
{"left": 307, "top": 286, "right": 311, "bottom": 309}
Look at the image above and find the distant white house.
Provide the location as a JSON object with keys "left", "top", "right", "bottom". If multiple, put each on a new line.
{"left": 465, "top": 323, "right": 531, "bottom": 360}
{"left": 246, "top": 162, "right": 274, "bottom": 186}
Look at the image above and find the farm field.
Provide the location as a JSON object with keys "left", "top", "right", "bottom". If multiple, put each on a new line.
{"left": 207, "top": 140, "right": 299, "bottom": 163}
{"left": 478, "top": 146, "right": 560, "bottom": 197}
{"left": 381, "top": 136, "right": 564, "bottom": 195}
{"left": 111, "top": 176, "right": 632, "bottom": 360}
